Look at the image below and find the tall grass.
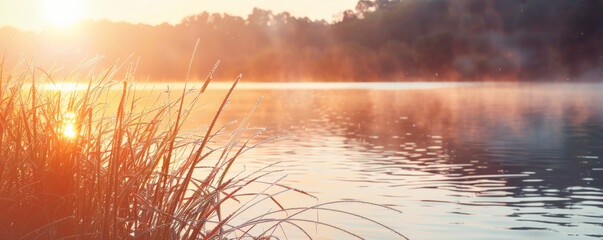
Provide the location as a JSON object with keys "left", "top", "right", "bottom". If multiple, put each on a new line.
{"left": 0, "top": 48, "right": 407, "bottom": 239}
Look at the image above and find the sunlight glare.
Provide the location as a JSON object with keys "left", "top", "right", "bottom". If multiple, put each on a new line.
{"left": 62, "top": 112, "right": 77, "bottom": 139}
{"left": 42, "top": 0, "right": 84, "bottom": 27}
{"left": 44, "top": 82, "right": 85, "bottom": 91}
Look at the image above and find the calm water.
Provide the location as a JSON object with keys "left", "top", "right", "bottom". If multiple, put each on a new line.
{"left": 186, "top": 82, "right": 602, "bottom": 240}
{"left": 93, "top": 82, "right": 603, "bottom": 239}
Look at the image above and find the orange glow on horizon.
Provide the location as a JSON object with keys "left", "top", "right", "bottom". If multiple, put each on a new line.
{"left": 44, "top": 83, "right": 86, "bottom": 92}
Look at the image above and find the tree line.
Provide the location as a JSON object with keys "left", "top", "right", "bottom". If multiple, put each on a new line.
{"left": 1, "top": 0, "right": 602, "bottom": 81}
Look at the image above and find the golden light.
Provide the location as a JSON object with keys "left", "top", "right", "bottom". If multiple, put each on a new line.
{"left": 44, "top": 82, "right": 85, "bottom": 91}
{"left": 42, "top": 0, "right": 84, "bottom": 27}
{"left": 63, "top": 122, "right": 76, "bottom": 138}
{"left": 62, "top": 112, "right": 77, "bottom": 139}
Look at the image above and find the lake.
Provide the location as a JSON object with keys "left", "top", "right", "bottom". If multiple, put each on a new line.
{"left": 85, "top": 81, "right": 603, "bottom": 239}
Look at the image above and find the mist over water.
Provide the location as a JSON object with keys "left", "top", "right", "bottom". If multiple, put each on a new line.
{"left": 183, "top": 82, "right": 603, "bottom": 239}
{"left": 3, "top": 0, "right": 603, "bottom": 238}
{"left": 36, "top": 81, "right": 603, "bottom": 238}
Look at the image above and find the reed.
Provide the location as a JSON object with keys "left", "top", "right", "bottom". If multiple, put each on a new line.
{"left": 0, "top": 48, "right": 407, "bottom": 239}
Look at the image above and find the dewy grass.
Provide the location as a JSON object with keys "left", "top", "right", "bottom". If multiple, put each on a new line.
{"left": 0, "top": 47, "right": 407, "bottom": 239}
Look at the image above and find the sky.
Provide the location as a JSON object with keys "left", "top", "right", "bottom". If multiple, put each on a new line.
{"left": 0, "top": 0, "right": 358, "bottom": 30}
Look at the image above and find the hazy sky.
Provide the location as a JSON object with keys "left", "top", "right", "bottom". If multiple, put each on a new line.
{"left": 0, "top": 0, "right": 358, "bottom": 30}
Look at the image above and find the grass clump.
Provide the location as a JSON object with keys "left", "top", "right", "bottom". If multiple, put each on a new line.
{"left": 0, "top": 46, "right": 407, "bottom": 239}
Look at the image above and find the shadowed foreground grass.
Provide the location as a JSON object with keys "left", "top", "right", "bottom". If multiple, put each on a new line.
{"left": 0, "top": 51, "right": 407, "bottom": 239}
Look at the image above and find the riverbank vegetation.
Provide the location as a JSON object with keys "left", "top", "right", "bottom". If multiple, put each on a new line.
{"left": 0, "top": 47, "right": 407, "bottom": 239}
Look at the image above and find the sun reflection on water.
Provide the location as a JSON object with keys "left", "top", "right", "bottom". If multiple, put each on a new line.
{"left": 44, "top": 82, "right": 86, "bottom": 91}
{"left": 62, "top": 112, "right": 77, "bottom": 139}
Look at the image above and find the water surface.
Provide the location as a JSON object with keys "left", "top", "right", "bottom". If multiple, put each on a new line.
{"left": 84, "top": 81, "right": 602, "bottom": 239}
{"left": 189, "top": 82, "right": 602, "bottom": 239}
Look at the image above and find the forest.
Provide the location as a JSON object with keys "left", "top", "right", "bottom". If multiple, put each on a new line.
{"left": 1, "top": 0, "right": 602, "bottom": 82}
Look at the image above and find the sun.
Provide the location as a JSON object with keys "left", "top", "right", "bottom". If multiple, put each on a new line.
{"left": 42, "top": 0, "right": 84, "bottom": 27}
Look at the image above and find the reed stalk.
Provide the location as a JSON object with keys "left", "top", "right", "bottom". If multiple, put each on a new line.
{"left": 0, "top": 52, "right": 406, "bottom": 239}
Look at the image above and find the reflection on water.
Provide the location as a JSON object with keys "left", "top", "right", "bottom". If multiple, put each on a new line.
{"left": 185, "top": 82, "right": 602, "bottom": 239}
{"left": 61, "top": 81, "right": 598, "bottom": 239}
